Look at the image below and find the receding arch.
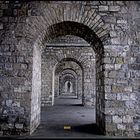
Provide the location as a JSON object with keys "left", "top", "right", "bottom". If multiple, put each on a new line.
{"left": 43, "top": 21, "right": 104, "bottom": 54}
{"left": 30, "top": 6, "right": 109, "bottom": 134}
{"left": 61, "top": 75, "right": 75, "bottom": 95}
{"left": 61, "top": 68, "right": 78, "bottom": 76}
{"left": 31, "top": 20, "right": 106, "bottom": 135}
{"left": 58, "top": 69, "right": 78, "bottom": 97}
{"left": 22, "top": 2, "right": 110, "bottom": 48}
{"left": 55, "top": 57, "right": 84, "bottom": 73}
{"left": 35, "top": 21, "right": 106, "bottom": 135}
{"left": 58, "top": 68, "right": 78, "bottom": 97}
{"left": 53, "top": 57, "right": 84, "bottom": 105}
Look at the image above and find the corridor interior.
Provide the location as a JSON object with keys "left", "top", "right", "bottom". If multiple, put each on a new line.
{"left": 29, "top": 35, "right": 103, "bottom": 138}
{"left": 31, "top": 97, "right": 103, "bottom": 138}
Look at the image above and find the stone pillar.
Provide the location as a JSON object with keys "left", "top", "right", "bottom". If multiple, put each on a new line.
{"left": 96, "top": 49, "right": 105, "bottom": 134}
{"left": 0, "top": 27, "right": 33, "bottom": 136}
{"left": 104, "top": 45, "right": 138, "bottom": 137}
{"left": 30, "top": 43, "right": 41, "bottom": 134}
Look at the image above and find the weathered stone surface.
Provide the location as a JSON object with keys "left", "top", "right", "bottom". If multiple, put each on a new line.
{"left": 128, "top": 64, "right": 140, "bottom": 70}
{"left": 105, "top": 93, "right": 116, "bottom": 100}
{"left": 115, "top": 57, "right": 124, "bottom": 64}
{"left": 115, "top": 64, "right": 122, "bottom": 70}
{"left": 15, "top": 123, "right": 23, "bottom": 129}
{"left": 113, "top": 116, "right": 122, "bottom": 123}
{"left": 125, "top": 101, "right": 136, "bottom": 109}
{"left": 0, "top": 0, "right": 139, "bottom": 137}
{"left": 112, "top": 86, "right": 124, "bottom": 93}
{"left": 105, "top": 64, "right": 114, "bottom": 70}
{"left": 117, "top": 19, "right": 127, "bottom": 24}
{"left": 106, "top": 123, "right": 117, "bottom": 132}
{"left": 124, "top": 87, "right": 133, "bottom": 92}
{"left": 99, "top": 6, "right": 109, "bottom": 11}
{"left": 0, "top": 99, "right": 28, "bottom": 135}
{"left": 42, "top": 45, "right": 96, "bottom": 107}
{"left": 0, "top": 23, "right": 3, "bottom": 29}
{"left": 6, "top": 100, "right": 12, "bottom": 107}
{"left": 117, "top": 124, "right": 126, "bottom": 130}
{"left": 133, "top": 124, "right": 139, "bottom": 131}
{"left": 123, "top": 115, "right": 133, "bottom": 123}
{"left": 109, "top": 6, "right": 120, "bottom": 12}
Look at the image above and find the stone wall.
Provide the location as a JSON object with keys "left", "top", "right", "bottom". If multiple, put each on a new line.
{"left": 0, "top": 0, "right": 139, "bottom": 137}
{"left": 58, "top": 70, "right": 77, "bottom": 96}
{"left": 41, "top": 42, "right": 96, "bottom": 107}
{"left": 30, "top": 44, "right": 41, "bottom": 134}
{"left": 0, "top": 1, "right": 32, "bottom": 135}
{"left": 55, "top": 61, "right": 82, "bottom": 100}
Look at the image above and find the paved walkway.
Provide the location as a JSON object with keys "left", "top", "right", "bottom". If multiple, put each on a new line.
{"left": 29, "top": 97, "right": 105, "bottom": 138}
{"left": 0, "top": 97, "right": 136, "bottom": 139}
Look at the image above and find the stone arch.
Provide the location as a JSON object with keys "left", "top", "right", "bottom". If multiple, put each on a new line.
{"left": 62, "top": 75, "right": 75, "bottom": 94}
{"left": 65, "top": 81, "right": 72, "bottom": 93}
{"left": 55, "top": 57, "right": 84, "bottom": 72}
{"left": 61, "top": 68, "right": 78, "bottom": 76}
{"left": 37, "top": 20, "right": 106, "bottom": 133}
{"left": 30, "top": 23, "right": 107, "bottom": 134}
{"left": 41, "top": 45, "right": 96, "bottom": 107}
{"left": 58, "top": 68, "right": 78, "bottom": 97}
{"left": 53, "top": 57, "right": 84, "bottom": 105}
{"left": 23, "top": 2, "right": 110, "bottom": 47}
{"left": 8, "top": 1, "right": 111, "bottom": 135}
{"left": 1, "top": 1, "right": 139, "bottom": 137}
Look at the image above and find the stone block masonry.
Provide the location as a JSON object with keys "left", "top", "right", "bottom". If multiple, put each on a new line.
{"left": 0, "top": 0, "right": 139, "bottom": 137}
{"left": 42, "top": 40, "right": 96, "bottom": 107}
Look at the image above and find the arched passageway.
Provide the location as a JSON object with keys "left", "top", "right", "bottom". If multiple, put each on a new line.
{"left": 33, "top": 34, "right": 100, "bottom": 137}
{"left": 58, "top": 71, "right": 77, "bottom": 96}
{"left": 31, "top": 20, "right": 106, "bottom": 137}
{"left": 53, "top": 58, "right": 84, "bottom": 106}
{"left": 55, "top": 68, "right": 78, "bottom": 97}
{"left": 0, "top": 1, "right": 139, "bottom": 138}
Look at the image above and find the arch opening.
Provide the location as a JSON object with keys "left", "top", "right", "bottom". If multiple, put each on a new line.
{"left": 32, "top": 21, "right": 106, "bottom": 136}
{"left": 53, "top": 58, "right": 83, "bottom": 106}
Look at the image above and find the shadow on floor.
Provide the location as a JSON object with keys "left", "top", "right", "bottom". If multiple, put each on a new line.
{"left": 73, "top": 123, "right": 104, "bottom": 135}
{"left": 71, "top": 104, "right": 84, "bottom": 106}
{"left": 54, "top": 104, "right": 83, "bottom": 106}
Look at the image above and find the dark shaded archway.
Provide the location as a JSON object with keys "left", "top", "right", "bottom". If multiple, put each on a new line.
{"left": 41, "top": 21, "right": 105, "bottom": 134}
{"left": 58, "top": 68, "right": 78, "bottom": 98}
{"left": 53, "top": 57, "right": 84, "bottom": 105}
{"left": 30, "top": 21, "right": 105, "bottom": 136}
{"left": 44, "top": 21, "right": 104, "bottom": 53}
